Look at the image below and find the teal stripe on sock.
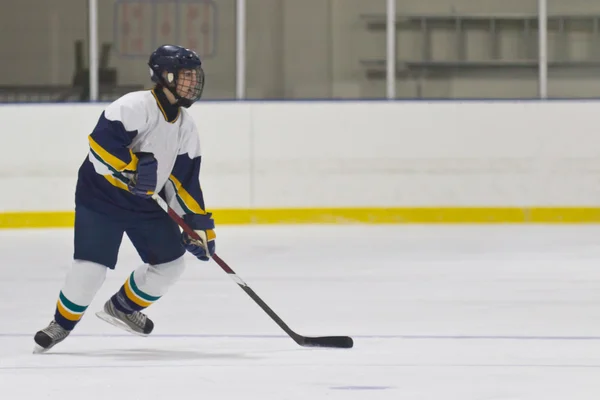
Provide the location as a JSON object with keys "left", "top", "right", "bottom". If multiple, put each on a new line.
{"left": 128, "top": 272, "right": 161, "bottom": 302}
{"left": 59, "top": 291, "right": 88, "bottom": 313}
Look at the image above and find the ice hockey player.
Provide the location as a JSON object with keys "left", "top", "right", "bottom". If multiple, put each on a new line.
{"left": 33, "top": 44, "right": 216, "bottom": 353}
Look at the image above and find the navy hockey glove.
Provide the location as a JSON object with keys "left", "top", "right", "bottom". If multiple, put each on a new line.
{"left": 182, "top": 213, "right": 216, "bottom": 261}
{"left": 128, "top": 152, "right": 157, "bottom": 198}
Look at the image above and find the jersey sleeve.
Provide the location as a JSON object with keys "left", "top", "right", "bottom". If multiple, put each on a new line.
{"left": 87, "top": 97, "right": 148, "bottom": 176}
{"left": 164, "top": 122, "right": 207, "bottom": 216}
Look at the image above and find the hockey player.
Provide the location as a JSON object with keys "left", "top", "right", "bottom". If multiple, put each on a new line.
{"left": 33, "top": 44, "right": 216, "bottom": 353}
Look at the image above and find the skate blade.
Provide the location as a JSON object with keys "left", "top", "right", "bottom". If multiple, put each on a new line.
{"left": 95, "top": 311, "right": 149, "bottom": 337}
{"left": 33, "top": 344, "right": 49, "bottom": 354}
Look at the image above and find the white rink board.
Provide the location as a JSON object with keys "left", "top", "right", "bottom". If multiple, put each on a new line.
{"left": 2, "top": 100, "right": 600, "bottom": 211}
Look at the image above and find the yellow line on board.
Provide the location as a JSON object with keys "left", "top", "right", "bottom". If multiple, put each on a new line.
{"left": 3, "top": 208, "right": 600, "bottom": 228}
{"left": 0, "top": 212, "right": 75, "bottom": 228}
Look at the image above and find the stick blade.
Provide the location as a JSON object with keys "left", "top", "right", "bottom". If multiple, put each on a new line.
{"left": 299, "top": 335, "right": 354, "bottom": 349}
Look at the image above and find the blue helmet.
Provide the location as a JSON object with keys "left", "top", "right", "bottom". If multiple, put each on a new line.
{"left": 148, "top": 44, "right": 205, "bottom": 107}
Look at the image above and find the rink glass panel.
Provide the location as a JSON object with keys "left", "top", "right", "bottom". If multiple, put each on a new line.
{"left": 0, "top": 0, "right": 89, "bottom": 102}
{"left": 546, "top": 0, "right": 600, "bottom": 98}
{"left": 100, "top": 0, "right": 236, "bottom": 100}
{"left": 391, "top": 0, "right": 539, "bottom": 99}
{"left": 245, "top": 0, "right": 387, "bottom": 99}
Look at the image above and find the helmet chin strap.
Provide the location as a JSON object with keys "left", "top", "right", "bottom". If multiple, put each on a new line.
{"left": 166, "top": 86, "right": 193, "bottom": 108}
{"left": 174, "top": 95, "right": 194, "bottom": 108}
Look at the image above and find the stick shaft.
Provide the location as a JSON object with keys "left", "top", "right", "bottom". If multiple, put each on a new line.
{"left": 151, "top": 195, "right": 304, "bottom": 344}
{"left": 151, "top": 195, "right": 353, "bottom": 348}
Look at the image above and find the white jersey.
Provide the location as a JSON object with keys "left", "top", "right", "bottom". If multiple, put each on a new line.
{"left": 76, "top": 88, "right": 207, "bottom": 218}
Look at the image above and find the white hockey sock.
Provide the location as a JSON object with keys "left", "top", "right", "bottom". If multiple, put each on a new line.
{"left": 55, "top": 260, "right": 107, "bottom": 330}
{"left": 111, "top": 256, "right": 186, "bottom": 313}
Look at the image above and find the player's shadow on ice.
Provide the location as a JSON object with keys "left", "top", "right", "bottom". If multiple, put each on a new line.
{"left": 48, "top": 348, "right": 258, "bottom": 361}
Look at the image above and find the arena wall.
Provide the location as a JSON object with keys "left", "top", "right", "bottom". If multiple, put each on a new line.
{"left": 2, "top": 100, "right": 600, "bottom": 227}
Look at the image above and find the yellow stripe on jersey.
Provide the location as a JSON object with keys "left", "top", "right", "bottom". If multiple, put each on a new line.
{"left": 168, "top": 174, "right": 206, "bottom": 214}
{"left": 88, "top": 135, "right": 139, "bottom": 172}
{"left": 103, "top": 175, "right": 130, "bottom": 192}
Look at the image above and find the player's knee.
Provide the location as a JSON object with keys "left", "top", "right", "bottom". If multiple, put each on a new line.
{"left": 149, "top": 256, "right": 186, "bottom": 287}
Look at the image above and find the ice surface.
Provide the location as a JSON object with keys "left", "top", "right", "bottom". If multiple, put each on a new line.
{"left": 2, "top": 225, "right": 600, "bottom": 399}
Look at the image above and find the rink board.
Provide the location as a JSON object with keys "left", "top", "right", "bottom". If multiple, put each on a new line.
{"left": 2, "top": 100, "right": 600, "bottom": 227}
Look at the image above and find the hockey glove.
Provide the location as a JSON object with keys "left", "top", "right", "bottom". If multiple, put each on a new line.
{"left": 182, "top": 213, "right": 216, "bottom": 261}
{"left": 128, "top": 152, "right": 157, "bottom": 198}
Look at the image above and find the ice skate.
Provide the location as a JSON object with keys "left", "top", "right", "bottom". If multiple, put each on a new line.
{"left": 33, "top": 320, "right": 71, "bottom": 354}
{"left": 95, "top": 299, "right": 154, "bottom": 337}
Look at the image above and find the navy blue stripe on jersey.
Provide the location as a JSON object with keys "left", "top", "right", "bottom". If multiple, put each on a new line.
{"left": 168, "top": 154, "right": 206, "bottom": 214}
{"left": 88, "top": 112, "right": 139, "bottom": 172}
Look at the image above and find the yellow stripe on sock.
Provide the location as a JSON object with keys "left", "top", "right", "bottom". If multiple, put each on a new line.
{"left": 124, "top": 277, "right": 153, "bottom": 308}
{"left": 56, "top": 300, "right": 83, "bottom": 321}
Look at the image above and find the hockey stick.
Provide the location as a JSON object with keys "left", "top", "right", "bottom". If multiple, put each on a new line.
{"left": 151, "top": 194, "right": 354, "bottom": 349}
